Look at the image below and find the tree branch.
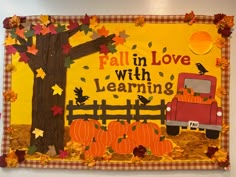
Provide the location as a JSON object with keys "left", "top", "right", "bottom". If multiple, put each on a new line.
{"left": 69, "top": 34, "right": 115, "bottom": 60}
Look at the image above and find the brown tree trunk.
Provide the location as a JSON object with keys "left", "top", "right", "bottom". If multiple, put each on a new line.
{"left": 30, "top": 32, "right": 68, "bottom": 153}
{"left": 29, "top": 30, "right": 115, "bottom": 153}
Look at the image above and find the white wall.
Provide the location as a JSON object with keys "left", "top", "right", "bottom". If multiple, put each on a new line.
{"left": 0, "top": 0, "right": 235, "bottom": 177}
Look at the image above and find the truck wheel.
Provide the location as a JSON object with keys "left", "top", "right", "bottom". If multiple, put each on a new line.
{"left": 166, "top": 125, "right": 179, "bottom": 136}
{"left": 206, "top": 129, "right": 220, "bottom": 139}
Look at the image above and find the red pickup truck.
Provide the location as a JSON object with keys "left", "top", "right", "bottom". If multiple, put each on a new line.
{"left": 166, "top": 73, "right": 223, "bottom": 139}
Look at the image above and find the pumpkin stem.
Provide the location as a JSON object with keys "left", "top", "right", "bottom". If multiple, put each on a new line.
{"left": 92, "top": 137, "right": 96, "bottom": 142}
{"left": 101, "top": 125, "right": 107, "bottom": 131}
{"left": 143, "top": 119, "right": 147, "bottom": 123}
{"left": 160, "top": 135, "right": 165, "bottom": 141}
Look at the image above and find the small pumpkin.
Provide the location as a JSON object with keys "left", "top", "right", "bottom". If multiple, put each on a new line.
{"left": 84, "top": 138, "right": 106, "bottom": 158}
{"left": 69, "top": 119, "right": 100, "bottom": 143}
{"left": 108, "top": 119, "right": 129, "bottom": 137}
{"left": 112, "top": 135, "right": 135, "bottom": 154}
{"left": 95, "top": 126, "right": 114, "bottom": 147}
{"left": 178, "top": 87, "right": 194, "bottom": 96}
{"left": 150, "top": 136, "right": 173, "bottom": 156}
{"left": 127, "top": 121, "right": 161, "bottom": 148}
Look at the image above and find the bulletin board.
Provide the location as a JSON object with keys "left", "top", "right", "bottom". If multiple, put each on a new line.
{"left": 0, "top": 12, "right": 233, "bottom": 170}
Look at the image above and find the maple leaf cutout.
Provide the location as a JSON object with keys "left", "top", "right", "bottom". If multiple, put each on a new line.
{"left": 216, "top": 57, "right": 229, "bottom": 70}
{"left": 51, "top": 105, "right": 63, "bottom": 116}
{"left": 4, "top": 35, "right": 16, "bottom": 46}
{"left": 15, "top": 27, "right": 25, "bottom": 39}
{"left": 100, "top": 44, "right": 109, "bottom": 55}
{"left": 51, "top": 84, "right": 63, "bottom": 95}
{"left": 89, "top": 16, "right": 99, "bottom": 29}
{"left": 32, "top": 128, "right": 44, "bottom": 139}
{"left": 32, "top": 23, "right": 42, "bottom": 35}
{"left": 184, "top": 11, "right": 196, "bottom": 25}
{"left": 47, "top": 145, "right": 57, "bottom": 157}
{"left": 5, "top": 45, "right": 17, "bottom": 55}
{"left": 135, "top": 16, "right": 145, "bottom": 27}
{"left": 19, "top": 52, "right": 30, "bottom": 63}
{"left": 97, "top": 26, "right": 109, "bottom": 37}
{"left": 27, "top": 45, "right": 38, "bottom": 55}
{"left": 67, "top": 20, "right": 79, "bottom": 31}
{"left": 36, "top": 67, "right": 46, "bottom": 79}
{"left": 112, "top": 35, "right": 125, "bottom": 46}
{"left": 59, "top": 150, "right": 68, "bottom": 159}
{"left": 40, "top": 15, "right": 50, "bottom": 26}
{"left": 41, "top": 26, "right": 50, "bottom": 35}
{"left": 81, "top": 14, "right": 90, "bottom": 25}
{"left": 48, "top": 24, "right": 57, "bottom": 34}
{"left": 62, "top": 43, "right": 72, "bottom": 55}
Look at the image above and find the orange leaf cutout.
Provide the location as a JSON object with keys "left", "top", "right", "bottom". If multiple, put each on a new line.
{"left": 135, "top": 16, "right": 145, "bottom": 27}
{"left": 15, "top": 27, "right": 25, "bottom": 39}
{"left": 27, "top": 45, "right": 38, "bottom": 55}
{"left": 97, "top": 26, "right": 109, "bottom": 37}
{"left": 112, "top": 35, "right": 125, "bottom": 46}
{"left": 216, "top": 57, "right": 229, "bottom": 70}
{"left": 215, "top": 37, "right": 226, "bottom": 49}
{"left": 41, "top": 26, "right": 50, "bottom": 35}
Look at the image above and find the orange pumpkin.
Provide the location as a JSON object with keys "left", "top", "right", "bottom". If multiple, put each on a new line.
{"left": 108, "top": 120, "right": 129, "bottom": 137}
{"left": 95, "top": 126, "right": 114, "bottom": 147}
{"left": 150, "top": 136, "right": 173, "bottom": 156}
{"left": 69, "top": 119, "right": 101, "bottom": 143}
{"left": 112, "top": 135, "right": 135, "bottom": 154}
{"left": 178, "top": 87, "right": 194, "bottom": 96}
{"left": 84, "top": 138, "right": 106, "bottom": 158}
{"left": 127, "top": 121, "right": 161, "bottom": 148}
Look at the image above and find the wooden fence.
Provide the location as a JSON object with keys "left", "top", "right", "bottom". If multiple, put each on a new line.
{"left": 66, "top": 99, "right": 166, "bottom": 125}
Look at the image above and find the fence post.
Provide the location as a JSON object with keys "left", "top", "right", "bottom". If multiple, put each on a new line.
{"left": 133, "top": 99, "right": 140, "bottom": 122}
{"left": 126, "top": 99, "right": 132, "bottom": 123}
{"left": 92, "top": 100, "right": 99, "bottom": 120}
{"left": 100, "top": 100, "right": 107, "bottom": 124}
{"left": 66, "top": 100, "right": 74, "bottom": 125}
{"left": 160, "top": 99, "right": 166, "bottom": 124}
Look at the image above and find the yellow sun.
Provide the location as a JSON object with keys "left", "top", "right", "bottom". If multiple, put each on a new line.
{"left": 189, "top": 31, "right": 213, "bottom": 55}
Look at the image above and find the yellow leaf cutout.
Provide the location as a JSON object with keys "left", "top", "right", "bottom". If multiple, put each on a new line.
{"left": 51, "top": 84, "right": 63, "bottom": 95}
{"left": 4, "top": 35, "right": 16, "bottom": 46}
{"left": 32, "top": 128, "right": 44, "bottom": 139}
{"left": 40, "top": 15, "right": 50, "bottom": 26}
{"left": 36, "top": 67, "right": 46, "bottom": 79}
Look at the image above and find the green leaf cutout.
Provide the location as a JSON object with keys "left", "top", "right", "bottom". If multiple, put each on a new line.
{"left": 83, "top": 66, "right": 89, "bottom": 70}
{"left": 170, "top": 74, "right": 174, "bottom": 81}
{"left": 148, "top": 42, "right": 152, "bottom": 48}
{"left": 105, "top": 75, "right": 110, "bottom": 80}
{"left": 132, "top": 45, "right": 137, "bottom": 50}
{"left": 154, "top": 129, "right": 159, "bottom": 135}
{"left": 80, "top": 77, "right": 86, "bottom": 82}
{"left": 148, "top": 96, "right": 153, "bottom": 101}
{"left": 28, "top": 145, "right": 37, "bottom": 155}
{"left": 159, "top": 72, "right": 164, "bottom": 77}
{"left": 162, "top": 47, "right": 167, "bottom": 53}
{"left": 113, "top": 94, "right": 119, "bottom": 99}
{"left": 132, "top": 125, "right": 137, "bottom": 131}
{"left": 118, "top": 137, "right": 123, "bottom": 143}
{"left": 24, "top": 30, "right": 35, "bottom": 38}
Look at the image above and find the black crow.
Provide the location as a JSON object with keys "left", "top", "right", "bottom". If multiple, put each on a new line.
{"left": 138, "top": 95, "right": 151, "bottom": 105}
{"left": 196, "top": 63, "right": 208, "bottom": 75}
{"left": 74, "top": 87, "right": 89, "bottom": 106}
